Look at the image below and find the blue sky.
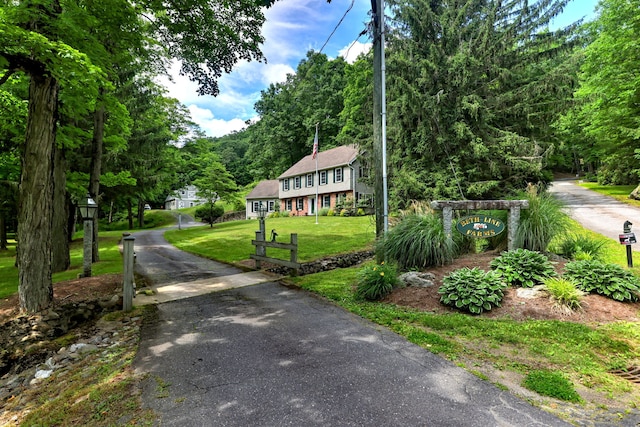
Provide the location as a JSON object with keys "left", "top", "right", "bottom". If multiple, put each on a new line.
{"left": 161, "top": 0, "right": 599, "bottom": 138}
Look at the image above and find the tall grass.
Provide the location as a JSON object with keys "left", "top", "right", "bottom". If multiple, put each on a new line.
{"left": 378, "top": 212, "right": 459, "bottom": 269}
{"left": 516, "top": 184, "right": 569, "bottom": 252}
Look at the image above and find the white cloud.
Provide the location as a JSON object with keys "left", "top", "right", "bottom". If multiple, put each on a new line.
{"left": 338, "top": 40, "right": 372, "bottom": 64}
{"left": 158, "top": 1, "right": 372, "bottom": 138}
{"left": 187, "top": 105, "right": 250, "bottom": 138}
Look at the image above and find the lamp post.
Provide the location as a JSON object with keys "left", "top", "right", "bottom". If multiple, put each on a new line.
{"left": 78, "top": 193, "right": 98, "bottom": 277}
{"left": 257, "top": 202, "right": 268, "bottom": 257}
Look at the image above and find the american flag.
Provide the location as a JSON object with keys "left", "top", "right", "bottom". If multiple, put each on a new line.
{"left": 312, "top": 125, "right": 319, "bottom": 159}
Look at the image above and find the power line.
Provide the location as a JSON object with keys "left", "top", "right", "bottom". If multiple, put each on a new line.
{"left": 343, "top": 27, "right": 369, "bottom": 60}
{"left": 319, "top": 0, "right": 356, "bottom": 53}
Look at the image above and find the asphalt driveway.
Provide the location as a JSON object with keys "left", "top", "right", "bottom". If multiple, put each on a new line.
{"left": 134, "top": 281, "right": 570, "bottom": 426}
{"left": 549, "top": 180, "right": 640, "bottom": 243}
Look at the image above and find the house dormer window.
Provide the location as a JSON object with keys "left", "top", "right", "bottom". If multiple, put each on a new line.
{"left": 334, "top": 167, "right": 343, "bottom": 183}
{"left": 294, "top": 176, "right": 301, "bottom": 189}
{"left": 306, "top": 173, "right": 314, "bottom": 187}
{"left": 320, "top": 170, "right": 327, "bottom": 185}
{"left": 282, "top": 179, "right": 290, "bottom": 191}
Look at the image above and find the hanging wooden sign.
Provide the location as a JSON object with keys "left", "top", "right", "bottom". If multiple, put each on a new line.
{"left": 456, "top": 215, "right": 506, "bottom": 238}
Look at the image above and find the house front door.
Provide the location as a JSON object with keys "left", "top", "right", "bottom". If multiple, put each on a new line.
{"left": 308, "top": 197, "right": 315, "bottom": 215}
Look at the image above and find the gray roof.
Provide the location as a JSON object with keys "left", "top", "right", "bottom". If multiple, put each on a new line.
{"left": 245, "top": 180, "right": 279, "bottom": 200}
{"left": 278, "top": 145, "right": 359, "bottom": 179}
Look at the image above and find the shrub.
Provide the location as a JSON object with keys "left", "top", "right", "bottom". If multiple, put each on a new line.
{"left": 280, "top": 210, "right": 291, "bottom": 217}
{"left": 555, "top": 234, "right": 606, "bottom": 261}
{"left": 563, "top": 260, "right": 640, "bottom": 302}
{"left": 522, "top": 370, "right": 582, "bottom": 402}
{"left": 378, "top": 212, "right": 460, "bottom": 269}
{"left": 340, "top": 209, "right": 350, "bottom": 217}
{"left": 438, "top": 268, "right": 506, "bottom": 314}
{"left": 543, "top": 277, "right": 584, "bottom": 311}
{"left": 195, "top": 203, "right": 224, "bottom": 226}
{"left": 357, "top": 208, "right": 366, "bottom": 216}
{"left": 319, "top": 208, "right": 330, "bottom": 216}
{"left": 327, "top": 209, "right": 335, "bottom": 216}
{"left": 516, "top": 184, "right": 569, "bottom": 252}
{"left": 355, "top": 263, "right": 399, "bottom": 301}
{"left": 490, "top": 248, "right": 556, "bottom": 288}
{"left": 269, "top": 211, "right": 280, "bottom": 218}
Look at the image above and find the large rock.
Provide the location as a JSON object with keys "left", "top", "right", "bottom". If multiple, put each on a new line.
{"left": 399, "top": 272, "right": 436, "bottom": 288}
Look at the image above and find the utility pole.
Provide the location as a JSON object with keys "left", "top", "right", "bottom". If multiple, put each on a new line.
{"left": 372, "top": 0, "right": 388, "bottom": 250}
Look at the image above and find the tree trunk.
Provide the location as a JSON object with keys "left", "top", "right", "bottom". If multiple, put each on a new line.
{"left": 127, "top": 199, "right": 133, "bottom": 230}
{"left": 52, "top": 144, "right": 70, "bottom": 272}
{"left": 137, "top": 199, "right": 145, "bottom": 228}
{"left": 89, "top": 97, "right": 105, "bottom": 262}
{"left": 67, "top": 198, "right": 76, "bottom": 242}
{"left": 0, "top": 215, "right": 6, "bottom": 250}
{"left": 18, "top": 74, "right": 58, "bottom": 313}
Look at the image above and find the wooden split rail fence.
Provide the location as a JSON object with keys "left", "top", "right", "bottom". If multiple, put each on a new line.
{"left": 251, "top": 231, "right": 302, "bottom": 276}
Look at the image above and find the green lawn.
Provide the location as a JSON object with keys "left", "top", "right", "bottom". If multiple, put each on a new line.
{"left": 0, "top": 231, "right": 129, "bottom": 300}
{"left": 164, "top": 215, "right": 376, "bottom": 264}
{"left": 579, "top": 182, "right": 640, "bottom": 208}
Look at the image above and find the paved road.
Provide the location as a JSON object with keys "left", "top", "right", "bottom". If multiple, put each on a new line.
{"left": 133, "top": 218, "right": 242, "bottom": 286}
{"left": 134, "top": 283, "right": 570, "bottom": 426}
{"left": 549, "top": 180, "right": 640, "bottom": 243}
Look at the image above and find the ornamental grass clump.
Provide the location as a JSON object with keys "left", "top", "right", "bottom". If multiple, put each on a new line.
{"left": 378, "top": 212, "right": 461, "bottom": 269}
{"left": 516, "top": 184, "right": 569, "bottom": 252}
{"left": 438, "top": 268, "right": 507, "bottom": 314}
{"left": 355, "top": 263, "right": 399, "bottom": 301}
{"left": 556, "top": 234, "right": 607, "bottom": 261}
{"left": 490, "top": 248, "right": 556, "bottom": 288}
{"left": 543, "top": 277, "right": 584, "bottom": 312}
{"left": 563, "top": 260, "right": 640, "bottom": 302}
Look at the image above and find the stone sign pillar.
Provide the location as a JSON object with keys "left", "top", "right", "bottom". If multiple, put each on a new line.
{"left": 431, "top": 200, "right": 529, "bottom": 251}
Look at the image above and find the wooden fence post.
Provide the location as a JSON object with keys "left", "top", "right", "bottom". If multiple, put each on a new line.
{"left": 122, "top": 235, "right": 135, "bottom": 311}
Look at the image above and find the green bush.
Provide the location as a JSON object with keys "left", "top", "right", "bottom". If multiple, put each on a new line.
{"left": 555, "top": 234, "right": 606, "bottom": 261}
{"left": 319, "top": 208, "right": 330, "bottom": 216}
{"left": 543, "top": 277, "right": 584, "bottom": 311}
{"left": 327, "top": 209, "right": 335, "bottom": 216}
{"left": 340, "top": 208, "right": 350, "bottom": 217}
{"left": 516, "top": 184, "right": 569, "bottom": 252}
{"left": 490, "top": 248, "right": 556, "bottom": 288}
{"left": 280, "top": 210, "right": 291, "bottom": 217}
{"left": 563, "top": 260, "right": 640, "bottom": 302}
{"left": 357, "top": 208, "right": 366, "bottom": 216}
{"left": 378, "top": 212, "right": 461, "bottom": 269}
{"left": 195, "top": 203, "right": 225, "bottom": 226}
{"left": 438, "top": 268, "right": 506, "bottom": 314}
{"left": 354, "top": 263, "right": 399, "bottom": 301}
{"left": 522, "top": 370, "right": 582, "bottom": 402}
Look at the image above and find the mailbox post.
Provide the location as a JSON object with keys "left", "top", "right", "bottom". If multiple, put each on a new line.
{"left": 620, "top": 221, "right": 635, "bottom": 268}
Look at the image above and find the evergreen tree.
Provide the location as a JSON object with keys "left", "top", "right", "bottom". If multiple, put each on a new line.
{"left": 381, "top": 0, "right": 582, "bottom": 206}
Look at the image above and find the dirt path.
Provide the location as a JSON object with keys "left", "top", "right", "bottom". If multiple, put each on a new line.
{"left": 549, "top": 180, "right": 640, "bottom": 245}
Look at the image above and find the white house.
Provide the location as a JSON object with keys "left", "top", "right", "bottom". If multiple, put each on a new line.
{"left": 164, "top": 185, "right": 204, "bottom": 210}
{"left": 245, "top": 180, "right": 279, "bottom": 219}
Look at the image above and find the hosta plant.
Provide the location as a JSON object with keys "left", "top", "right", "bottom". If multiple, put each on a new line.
{"left": 490, "top": 248, "right": 556, "bottom": 288}
{"left": 438, "top": 268, "right": 507, "bottom": 314}
{"left": 563, "top": 260, "right": 640, "bottom": 302}
{"left": 355, "top": 262, "right": 399, "bottom": 301}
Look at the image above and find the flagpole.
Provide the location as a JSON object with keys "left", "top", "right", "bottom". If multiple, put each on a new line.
{"left": 314, "top": 122, "right": 319, "bottom": 225}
